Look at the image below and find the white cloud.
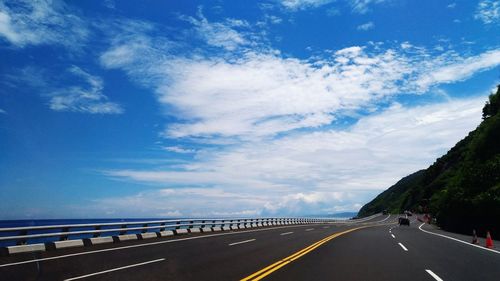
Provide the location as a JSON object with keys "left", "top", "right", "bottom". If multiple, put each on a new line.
{"left": 415, "top": 49, "right": 500, "bottom": 91}
{"left": 475, "top": 0, "right": 500, "bottom": 24}
{"left": 357, "top": 21, "right": 375, "bottom": 31}
{"left": 8, "top": 66, "right": 123, "bottom": 114}
{"left": 0, "top": 108, "right": 6, "bottom": 114}
{"left": 348, "top": 0, "right": 387, "bottom": 14}
{"left": 326, "top": 7, "right": 341, "bottom": 16}
{"left": 47, "top": 66, "right": 123, "bottom": 114}
{"left": 447, "top": 3, "right": 456, "bottom": 9}
{"left": 279, "top": 0, "right": 336, "bottom": 10}
{"left": 278, "top": 0, "right": 386, "bottom": 13}
{"left": 102, "top": 96, "right": 486, "bottom": 216}
{"left": 180, "top": 7, "right": 250, "bottom": 51}
{"left": 0, "top": 0, "right": 88, "bottom": 48}
{"left": 162, "top": 146, "right": 196, "bottom": 154}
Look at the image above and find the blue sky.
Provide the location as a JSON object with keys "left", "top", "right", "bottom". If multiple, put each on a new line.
{"left": 0, "top": 0, "right": 499, "bottom": 219}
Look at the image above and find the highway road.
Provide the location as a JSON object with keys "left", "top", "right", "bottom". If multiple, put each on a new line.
{"left": 0, "top": 215, "right": 498, "bottom": 281}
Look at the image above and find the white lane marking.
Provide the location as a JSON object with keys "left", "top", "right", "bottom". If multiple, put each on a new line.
{"left": 391, "top": 234, "right": 395, "bottom": 239}
{"left": 323, "top": 226, "right": 329, "bottom": 229}
{"left": 63, "top": 258, "right": 165, "bottom": 281}
{"left": 280, "top": 232, "right": 294, "bottom": 236}
{"left": 425, "top": 269, "right": 444, "bottom": 281}
{"left": 305, "top": 228, "right": 314, "bottom": 231}
{"left": 228, "top": 239, "right": 256, "bottom": 246}
{"left": 376, "top": 215, "right": 391, "bottom": 223}
{"left": 418, "top": 223, "right": 500, "bottom": 254}
{"left": 398, "top": 242, "right": 408, "bottom": 251}
{"left": 0, "top": 224, "right": 326, "bottom": 268}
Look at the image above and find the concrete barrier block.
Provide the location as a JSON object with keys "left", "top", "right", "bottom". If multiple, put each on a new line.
{"left": 201, "top": 227, "right": 212, "bottom": 233}
{"left": 139, "top": 232, "right": 158, "bottom": 239}
{"left": 47, "top": 239, "right": 84, "bottom": 250}
{"left": 175, "top": 229, "right": 189, "bottom": 235}
{"left": 84, "top": 236, "right": 114, "bottom": 246}
{"left": 212, "top": 226, "right": 222, "bottom": 232}
{"left": 230, "top": 225, "right": 239, "bottom": 230}
{"left": 222, "top": 226, "right": 232, "bottom": 231}
{"left": 113, "top": 234, "right": 138, "bottom": 242}
{"left": 189, "top": 228, "right": 201, "bottom": 233}
{"left": 159, "top": 230, "right": 174, "bottom": 237}
{"left": 5, "top": 243, "right": 46, "bottom": 255}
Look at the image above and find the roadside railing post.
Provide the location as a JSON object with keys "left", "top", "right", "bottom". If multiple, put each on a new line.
{"left": 16, "top": 230, "right": 28, "bottom": 245}
{"left": 120, "top": 224, "right": 127, "bottom": 235}
{"left": 93, "top": 226, "right": 101, "bottom": 238}
{"left": 60, "top": 227, "right": 69, "bottom": 241}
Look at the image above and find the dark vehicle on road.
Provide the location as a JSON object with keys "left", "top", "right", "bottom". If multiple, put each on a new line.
{"left": 398, "top": 217, "right": 410, "bottom": 226}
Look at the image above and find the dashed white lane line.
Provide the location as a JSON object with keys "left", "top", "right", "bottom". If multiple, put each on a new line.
{"left": 228, "top": 239, "right": 256, "bottom": 246}
{"left": 305, "top": 228, "right": 314, "bottom": 231}
{"left": 419, "top": 223, "right": 500, "bottom": 254}
{"left": 280, "top": 232, "right": 294, "bottom": 236}
{"left": 323, "top": 226, "right": 329, "bottom": 229}
{"left": 391, "top": 234, "right": 395, "bottom": 239}
{"left": 398, "top": 242, "right": 408, "bottom": 251}
{"left": 425, "top": 269, "right": 444, "bottom": 281}
{"left": 63, "top": 258, "right": 165, "bottom": 281}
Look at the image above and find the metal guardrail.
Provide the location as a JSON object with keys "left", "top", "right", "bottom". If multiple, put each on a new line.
{"left": 0, "top": 214, "right": 381, "bottom": 246}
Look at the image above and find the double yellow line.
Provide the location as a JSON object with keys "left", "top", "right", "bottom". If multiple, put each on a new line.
{"left": 240, "top": 226, "right": 367, "bottom": 281}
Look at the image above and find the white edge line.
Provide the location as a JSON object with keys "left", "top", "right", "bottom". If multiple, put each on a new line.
{"left": 425, "top": 269, "right": 444, "bottom": 281}
{"left": 64, "top": 258, "right": 165, "bottom": 281}
{"left": 305, "top": 228, "right": 314, "bottom": 231}
{"left": 419, "top": 223, "right": 499, "bottom": 254}
{"left": 280, "top": 232, "right": 294, "bottom": 236}
{"left": 228, "top": 239, "right": 256, "bottom": 246}
{"left": 391, "top": 234, "right": 395, "bottom": 239}
{"left": 398, "top": 242, "right": 408, "bottom": 251}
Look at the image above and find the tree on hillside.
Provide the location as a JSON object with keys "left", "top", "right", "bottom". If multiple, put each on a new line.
{"left": 482, "top": 85, "right": 500, "bottom": 119}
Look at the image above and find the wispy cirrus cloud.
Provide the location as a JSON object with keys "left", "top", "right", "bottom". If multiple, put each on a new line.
{"left": 279, "top": 0, "right": 336, "bottom": 10}
{"left": 278, "top": 0, "right": 387, "bottom": 13}
{"left": 347, "top": 0, "right": 387, "bottom": 14}
{"left": 6, "top": 66, "right": 123, "bottom": 114}
{"left": 0, "top": 0, "right": 88, "bottom": 48}
{"left": 49, "top": 66, "right": 123, "bottom": 114}
{"left": 357, "top": 21, "right": 375, "bottom": 31}
{"left": 179, "top": 7, "right": 252, "bottom": 51}
{"left": 475, "top": 0, "right": 500, "bottom": 24}
{"left": 162, "top": 146, "right": 196, "bottom": 154}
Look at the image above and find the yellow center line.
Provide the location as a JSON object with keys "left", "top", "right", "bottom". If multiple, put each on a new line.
{"left": 240, "top": 226, "right": 367, "bottom": 281}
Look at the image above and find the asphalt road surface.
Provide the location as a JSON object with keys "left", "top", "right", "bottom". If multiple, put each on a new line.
{"left": 1, "top": 215, "right": 498, "bottom": 281}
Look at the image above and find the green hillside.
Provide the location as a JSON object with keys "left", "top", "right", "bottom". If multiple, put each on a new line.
{"left": 358, "top": 85, "right": 500, "bottom": 236}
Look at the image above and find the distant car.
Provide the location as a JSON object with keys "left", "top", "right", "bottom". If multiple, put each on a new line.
{"left": 398, "top": 217, "right": 410, "bottom": 226}
{"left": 404, "top": 210, "right": 413, "bottom": 216}
{"left": 382, "top": 210, "right": 388, "bottom": 215}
